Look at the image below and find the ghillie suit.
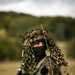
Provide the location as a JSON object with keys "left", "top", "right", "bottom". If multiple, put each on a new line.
{"left": 18, "top": 28, "right": 69, "bottom": 75}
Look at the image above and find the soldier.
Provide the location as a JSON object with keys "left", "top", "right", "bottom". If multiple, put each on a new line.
{"left": 16, "top": 28, "right": 68, "bottom": 75}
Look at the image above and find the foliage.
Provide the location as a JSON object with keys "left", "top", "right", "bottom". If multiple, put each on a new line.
{"left": 0, "top": 38, "right": 21, "bottom": 61}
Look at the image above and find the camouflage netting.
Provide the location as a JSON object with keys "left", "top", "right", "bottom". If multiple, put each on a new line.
{"left": 21, "top": 29, "right": 68, "bottom": 75}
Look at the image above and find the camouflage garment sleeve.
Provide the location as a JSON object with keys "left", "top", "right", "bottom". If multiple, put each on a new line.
{"left": 35, "top": 56, "right": 62, "bottom": 75}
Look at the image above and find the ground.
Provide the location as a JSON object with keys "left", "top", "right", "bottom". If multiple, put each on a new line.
{"left": 0, "top": 61, "right": 21, "bottom": 75}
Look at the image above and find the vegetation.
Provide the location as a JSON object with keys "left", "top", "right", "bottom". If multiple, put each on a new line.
{"left": 0, "top": 11, "right": 75, "bottom": 61}
{"left": 66, "top": 38, "right": 75, "bottom": 59}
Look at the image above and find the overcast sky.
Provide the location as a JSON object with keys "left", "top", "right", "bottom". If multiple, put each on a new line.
{"left": 0, "top": 0, "right": 75, "bottom": 18}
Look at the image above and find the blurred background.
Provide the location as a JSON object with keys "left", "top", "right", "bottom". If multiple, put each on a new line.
{"left": 0, "top": 0, "right": 75, "bottom": 75}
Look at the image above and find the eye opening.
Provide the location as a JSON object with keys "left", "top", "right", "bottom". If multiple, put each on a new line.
{"left": 31, "top": 40, "right": 45, "bottom": 47}
{"left": 33, "top": 41, "right": 44, "bottom": 47}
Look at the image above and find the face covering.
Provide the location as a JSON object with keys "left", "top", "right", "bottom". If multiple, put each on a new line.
{"left": 32, "top": 45, "right": 47, "bottom": 64}
{"left": 32, "top": 45, "right": 47, "bottom": 56}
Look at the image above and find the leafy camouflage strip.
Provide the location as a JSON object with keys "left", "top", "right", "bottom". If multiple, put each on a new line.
{"left": 21, "top": 29, "right": 68, "bottom": 75}
{"left": 35, "top": 56, "right": 62, "bottom": 75}
{"left": 21, "top": 40, "right": 36, "bottom": 74}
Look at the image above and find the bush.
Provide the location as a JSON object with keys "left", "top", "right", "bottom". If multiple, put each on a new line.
{"left": 0, "top": 38, "right": 21, "bottom": 61}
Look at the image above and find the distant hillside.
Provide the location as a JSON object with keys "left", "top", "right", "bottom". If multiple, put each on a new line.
{"left": 0, "top": 11, "right": 75, "bottom": 39}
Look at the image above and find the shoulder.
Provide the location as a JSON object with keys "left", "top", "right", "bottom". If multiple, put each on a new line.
{"left": 35, "top": 56, "right": 57, "bottom": 75}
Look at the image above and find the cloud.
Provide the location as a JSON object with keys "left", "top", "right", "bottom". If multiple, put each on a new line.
{"left": 0, "top": 0, "right": 75, "bottom": 18}
{"left": 0, "top": 0, "right": 23, "bottom": 4}
{"left": 61, "top": 0, "right": 75, "bottom": 5}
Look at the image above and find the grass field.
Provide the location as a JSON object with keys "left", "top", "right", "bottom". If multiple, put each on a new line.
{"left": 0, "top": 61, "right": 21, "bottom": 75}
{"left": 57, "top": 42, "right": 75, "bottom": 75}
{"left": 0, "top": 42, "right": 75, "bottom": 75}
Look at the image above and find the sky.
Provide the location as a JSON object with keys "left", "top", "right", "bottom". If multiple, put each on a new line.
{"left": 0, "top": 0, "right": 75, "bottom": 18}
